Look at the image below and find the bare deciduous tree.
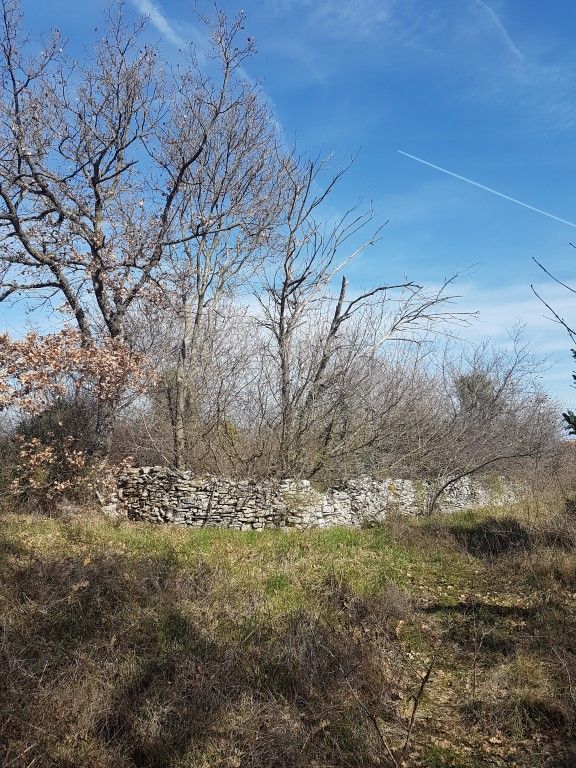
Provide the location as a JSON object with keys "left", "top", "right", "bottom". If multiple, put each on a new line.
{"left": 405, "top": 333, "right": 560, "bottom": 513}
{"left": 0, "top": 0, "right": 260, "bottom": 451}
{"left": 256, "top": 155, "right": 463, "bottom": 479}
{"left": 157, "top": 88, "right": 283, "bottom": 467}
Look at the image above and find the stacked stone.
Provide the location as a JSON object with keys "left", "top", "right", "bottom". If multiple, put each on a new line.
{"left": 116, "top": 468, "right": 518, "bottom": 529}
{"left": 118, "top": 470, "right": 329, "bottom": 529}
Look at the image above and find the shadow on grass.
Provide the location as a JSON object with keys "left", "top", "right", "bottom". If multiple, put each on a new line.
{"left": 424, "top": 599, "right": 539, "bottom": 657}
{"left": 0, "top": 527, "right": 26, "bottom": 561}
{"left": 423, "top": 600, "right": 536, "bottom": 620}
{"left": 0, "top": 551, "right": 406, "bottom": 768}
{"left": 447, "top": 517, "right": 532, "bottom": 559}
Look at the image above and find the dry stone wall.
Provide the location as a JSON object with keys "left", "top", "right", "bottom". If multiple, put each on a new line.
{"left": 114, "top": 468, "right": 517, "bottom": 529}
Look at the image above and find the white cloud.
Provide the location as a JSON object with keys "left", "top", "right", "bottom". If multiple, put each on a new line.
{"left": 266, "top": 0, "right": 398, "bottom": 41}
{"left": 456, "top": 281, "right": 573, "bottom": 342}
{"left": 266, "top": 0, "right": 576, "bottom": 130}
{"left": 472, "top": 0, "right": 523, "bottom": 61}
{"left": 454, "top": 1, "right": 576, "bottom": 129}
{"left": 453, "top": 280, "right": 576, "bottom": 402}
{"left": 130, "top": 0, "right": 186, "bottom": 48}
{"left": 311, "top": 0, "right": 395, "bottom": 40}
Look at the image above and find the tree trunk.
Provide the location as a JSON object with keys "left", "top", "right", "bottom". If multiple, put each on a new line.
{"left": 94, "top": 398, "right": 116, "bottom": 460}
{"left": 173, "top": 300, "right": 191, "bottom": 469}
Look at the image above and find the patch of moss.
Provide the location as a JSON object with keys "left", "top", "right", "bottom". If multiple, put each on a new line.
{"left": 421, "top": 744, "right": 481, "bottom": 768}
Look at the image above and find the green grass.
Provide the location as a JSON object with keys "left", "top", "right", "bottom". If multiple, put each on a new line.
{"left": 1, "top": 508, "right": 575, "bottom": 767}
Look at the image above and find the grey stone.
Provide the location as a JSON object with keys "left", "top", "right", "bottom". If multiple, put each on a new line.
{"left": 115, "top": 466, "right": 518, "bottom": 530}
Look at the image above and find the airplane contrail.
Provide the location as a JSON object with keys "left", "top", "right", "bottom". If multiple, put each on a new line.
{"left": 397, "top": 149, "right": 576, "bottom": 228}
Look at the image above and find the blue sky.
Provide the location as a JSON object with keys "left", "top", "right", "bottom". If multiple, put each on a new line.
{"left": 8, "top": 0, "right": 576, "bottom": 404}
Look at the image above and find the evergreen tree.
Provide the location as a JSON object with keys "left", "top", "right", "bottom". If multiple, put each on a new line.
{"left": 563, "top": 350, "right": 576, "bottom": 435}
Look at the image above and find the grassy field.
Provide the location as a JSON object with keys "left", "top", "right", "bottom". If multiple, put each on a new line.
{"left": 1, "top": 505, "right": 575, "bottom": 767}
